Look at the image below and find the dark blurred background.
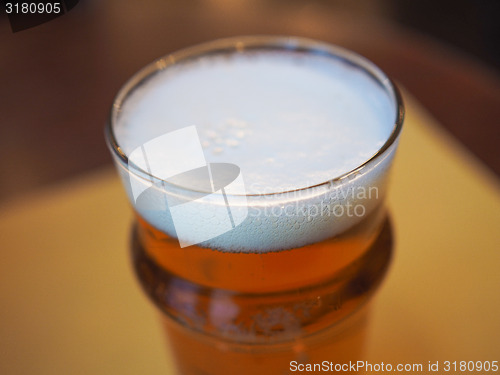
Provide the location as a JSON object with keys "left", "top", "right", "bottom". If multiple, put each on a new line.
{"left": 1, "top": 0, "right": 499, "bottom": 202}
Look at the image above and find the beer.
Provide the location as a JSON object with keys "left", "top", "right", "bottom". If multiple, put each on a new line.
{"left": 132, "top": 216, "right": 392, "bottom": 375}
{"left": 106, "top": 37, "right": 403, "bottom": 374}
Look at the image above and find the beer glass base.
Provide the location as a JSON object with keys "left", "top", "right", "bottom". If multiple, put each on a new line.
{"left": 161, "top": 300, "right": 371, "bottom": 375}
{"left": 130, "top": 217, "right": 393, "bottom": 375}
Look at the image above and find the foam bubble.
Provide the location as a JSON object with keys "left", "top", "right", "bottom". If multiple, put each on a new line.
{"left": 112, "top": 47, "right": 399, "bottom": 252}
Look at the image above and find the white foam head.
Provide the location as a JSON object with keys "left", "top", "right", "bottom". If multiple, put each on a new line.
{"left": 109, "top": 38, "right": 402, "bottom": 252}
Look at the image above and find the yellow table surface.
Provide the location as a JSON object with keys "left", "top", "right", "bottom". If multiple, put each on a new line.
{"left": 1, "top": 96, "right": 499, "bottom": 374}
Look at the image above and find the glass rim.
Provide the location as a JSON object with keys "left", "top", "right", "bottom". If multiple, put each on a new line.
{"left": 105, "top": 35, "right": 404, "bottom": 198}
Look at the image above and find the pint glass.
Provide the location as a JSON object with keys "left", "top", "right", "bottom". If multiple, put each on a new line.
{"left": 105, "top": 36, "right": 404, "bottom": 374}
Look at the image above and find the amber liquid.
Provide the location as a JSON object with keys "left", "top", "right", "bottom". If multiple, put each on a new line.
{"left": 131, "top": 209, "right": 392, "bottom": 375}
